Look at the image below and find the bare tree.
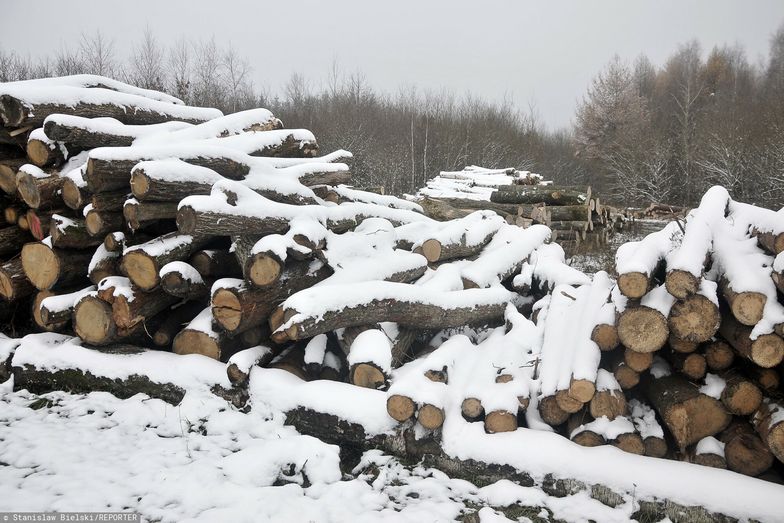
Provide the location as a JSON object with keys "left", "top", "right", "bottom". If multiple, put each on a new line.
{"left": 79, "top": 30, "right": 115, "bottom": 76}
{"left": 127, "top": 26, "right": 165, "bottom": 91}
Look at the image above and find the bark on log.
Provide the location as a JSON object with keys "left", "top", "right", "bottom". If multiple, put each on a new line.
{"left": 160, "top": 263, "right": 211, "bottom": 300}
{"left": 419, "top": 230, "right": 495, "bottom": 264}
{"left": 112, "top": 286, "right": 179, "bottom": 331}
{"left": 32, "top": 289, "right": 66, "bottom": 332}
{"left": 617, "top": 306, "right": 668, "bottom": 353}
{"left": 490, "top": 186, "right": 589, "bottom": 206}
{"left": 84, "top": 209, "right": 124, "bottom": 237}
{"left": 90, "top": 190, "right": 129, "bottom": 212}
{"left": 720, "top": 420, "right": 774, "bottom": 477}
{"left": 418, "top": 197, "right": 476, "bottom": 221}
{"left": 271, "top": 286, "right": 511, "bottom": 343}
{"left": 50, "top": 215, "right": 103, "bottom": 249}
{"left": 667, "top": 294, "right": 720, "bottom": 343}
{"left": 189, "top": 249, "right": 241, "bottom": 279}
{"left": 172, "top": 307, "right": 244, "bottom": 361}
{"left": 0, "top": 225, "right": 30, "bottom": 257}
{"left": 86, "top": 150, "right": 250, "bottom": 193}
{"left": 20, "top": 242, "right": 92, "bottom": 290}
{"left": 120, "top": 232, "right": 210, "bottom": 291}
{"left": 129, "top": 163, "right": 219, "bottom": 202}
{"left": 15, "top": 167, "right": 62, "bottom": 209}
{"left": 88, "top": 247, "right": 119, "bottom": 285}
{"left": 0, "top": 92, "right": 220, "bottom": 128}
{"left": 72, "top": 294, "right": 156, "bottom": 346}
{"left": 26, "top": 136, "right": 66, "bottom": 168}
{"left": 123, "top": 199, "right": 178, "bottom": 231}
{"left": 753, "top": 229, "right": 784, "bottom": 256}
{"left": 212, "top": 260, "right": 333, "bottom": 335}
{"left": 743, "top": 363, "right": 780, "bottom": 392}
{"left": 0, "top": 258, "right": 34, "bottom": 301}
{"left": 38, "top": 285, "right": 95, "bottom": 328}
{"left": 642, "top": 373, "right": 731, "bottom": 449}
{"left": 543, "top": 205, "right": 592, "bottom": 223}
{"left": 719, "top": 313, "right": 784, "bottom": 368}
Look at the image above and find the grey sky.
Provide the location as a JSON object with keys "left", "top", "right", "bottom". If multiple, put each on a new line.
{"left": 3, "top": 0, "right": 784, "bottom": 129}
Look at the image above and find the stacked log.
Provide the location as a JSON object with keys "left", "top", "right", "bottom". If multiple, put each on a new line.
{"left": 2, "top": 76, "right": 784, "bottom": 486}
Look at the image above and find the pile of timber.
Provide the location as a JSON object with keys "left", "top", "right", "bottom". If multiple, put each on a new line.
{"left": 633, "top": 202, "right": 689, "bottom": 220}
{"left": 412, "top": 165, "right": 628, "bottom": 253}
{"left": 1, "top": 76, "right": 784, "bottom": 484}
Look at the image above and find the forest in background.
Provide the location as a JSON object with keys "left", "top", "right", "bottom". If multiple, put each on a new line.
{"left": 1, "top": 24, "right": 783, "bottom": 208}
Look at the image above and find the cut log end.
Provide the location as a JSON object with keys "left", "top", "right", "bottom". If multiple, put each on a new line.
{"left": 350, "top": 363, "right": 387, "bottom": 390}
{"left": 73, "top": 297, "right": 115, "bottom": 345}
{"left": 668, "top": 294, "right": 720, "bottom": 343}
{"left": 461, "top": 397, "right": 484, "bottom": 421}
{"left": 248, "top": 253, "right": 282, "bottom": 287}
{"left": 665, "top": 270, "right": 700, "bottom": 300}
{"left": 16, "top": 172, "right": 42, "bottom": 208}
{"left": 589, "top": 390, "right": 627, "bottom": 420}
{"left": 730, "top": 291, "right": 767, "bottom": 327}
{"left": 121, "top": 251, "right": 159, "bottom": 291}
{"left": 555, "top": 389, "right": 583, "bottom": 414}
{"left": 420, "top": 239, "right": 442, "bottom": 263}
{"left": 572, "top": 430, "right": 605, "bottom": 447}
{"left": 484, "top": 411, "right": 517, "bottom": 433}
{"left": 750, "top": 334, "right": 784, "bottom": 369}
{"left": 722, "top": 380, "right": 762, "bottom": 416}
{"left": 704, "top": 341, "right": 734, "bottom": 371}
{"left": 21, "top": 242, "right": 60, "bottom": 290}
{"left": 539, "top": 395, "right": 569, "bottom": 426}
{"left": 61, "top": 179, "right": 85, "bottom": 210}
{"left": 129, "top": 170, "right": 150, "bottom": 199}
{"left": 568, "top": 378, "right": 596, "bottom": 404}
{"left": 172, "top": 330, "right": 221, "bottom": 360}
{"left": 612, "top": 433, "right": 645, "bottom": 455}
{"left": 211, "top": 288, "right": 242, "bottom": 332}
{"left": 386, "top": 394, "right": 415, "bottom": 422}
{"left": 663, "top": 398, "right": 731, "bottom": 450}
{"left": 692, "top": 453, "right": 727, "bottom": 469}
{"left": 617, "top": 272, "right": 649, "bottom": 299}
{"left": 591, "top": 323, "right": 619, "bottom": 351}
{"left": 624, "top": 349, "right": 653, "bottom": 373}
{"left": 618, "top": 306, "right": 668, "bottom": 353}
{"left": 643, "top": 436, "right": 668, "bottom": 458}
{"left": 417, "top": 403, "right": 445, "bottom": 430}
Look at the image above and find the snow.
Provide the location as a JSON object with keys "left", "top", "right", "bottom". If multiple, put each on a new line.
{"left": 629, "top": 399, "right": 664, "bottom": 439}
{"left": 132, "top": 158, "right": 224, "bottom": 184}
{"left": 303, "top": 334, "right": 328, "bottom": 366}
{"left": 665, "top": 186, "right": 729, "bottom": 277}
{"left": 96, "top": 276, "right": 134, "bottom": 301}
{"left": 347, "top": 329, "right": 392, "bottom": 374}
{"left": 699, "top": 373, "right": 727, "bottom": 400}
{"left": 640, "top": 284, "right": 676, "bottom": 317}
{"left": 3, "top": 74, "right": 185, "bottom": 105}
{"left": 571, "top": 415, "right": 635, "bottom": 441}
{"left": 11, "top": 333, "right": 229, "bottom": 391}
{"left": 160, "top": 261, "right": 203, "bottom": 284}
{"left": 202, "top": 128, "right": 316, "bottom": 155}
{"left": 615, "top": 220, "right": 681, "bottom": 276}
{"left": 39, "top": 285, "right": 96, "bottom": 315}
{"left": 775, "top": 252, "right": 784, "bottom": 273}
{"left": 228, "top": 346, "right": 273, "bottom": 373}
{"left": 595, "top": 369, "right": 621, "bottom": 393}
{"left": 413, "top": 165, "right": 544, "bottom": 201}
{"left": 18, "top": 163, "right": 50, "bottom": 179}
{"left": 186, "top": 308, "right": 219, "bottom": 340}
{"left": 125, "top": 233, "right": 193, "bottom": 257}
{"left": 328, "top": 185, "right": 423, "bottom": 212}
{"left": 729, "top": 200, "right": 784, "bottom": 236}
{"left": 0, "top": 85, "right": 222, "bottom": 124}
{"left": 413, "top": 210, "right": 504, "bottom": 249}
{"left": 513, "top": 243, "right": 591, "bottom": 292}
{"left": 696, "top": 436, "right": 725, "bottom": 457}
{"left": 133, "top": 108, "right": 279, "bottom": 144}
{"left": 88, "top": 243, "right": 117, "bottom": 274}
{"left": 460, "top": 224, "right": 551, "bottom": 288}
{"left": 649, "top": 357, "right": 671, "bottom": 379}
{"left": 44, "top": 114, "right": 192, "bottom": 140}
{"left": 250, "top": 217, "right": 328, "bottom": 262}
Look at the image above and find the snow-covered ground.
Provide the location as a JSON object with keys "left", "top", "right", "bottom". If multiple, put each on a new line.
{"left": 0, "top": 383, "right": 634, "bottom": 523}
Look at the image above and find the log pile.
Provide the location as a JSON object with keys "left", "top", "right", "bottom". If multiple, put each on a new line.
{"left": 1, "top": 76, "right": 784, "bottom": 485}
{"left": 412, "top": 165, "right": 628, "bottom": 254}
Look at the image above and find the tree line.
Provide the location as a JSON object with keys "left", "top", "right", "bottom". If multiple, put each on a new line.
{"left": 1, "top": 25, "right": 783, "bottom": 207}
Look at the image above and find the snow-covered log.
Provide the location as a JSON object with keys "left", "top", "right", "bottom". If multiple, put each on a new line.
{"left": 43, "top": 114, "right": 191, "bottom": 149}
{"left": 49, "top": 214, "right": 103, "bottom": 249}
{"left": 159, "top": 261, "right": 210, "bottom": 300}
{"left": 664, "top": 186, "right": 729, "bottom": 298}
{"left": 691, "top": 437, "right": 727, "bottom": 469}
{"left": 211, "top": 260, "right": 332, "bottom": 336}
{"left": 589, "top": 370, "right": 627, "bottom": 420}
{"left": 120, "top": 232, "right": 210, "bottom": 291}
{"left": 271, "top": 283, "right": 515, "bottom": 343}
{"left": 111, "top": 283, "right": 178, "bottom": 331}
{"left": 60, "top": 164, "right": 88, "bottom": 209}
{"left": 173, "top": 306, "right": 242, "bottom": 361}
{"left": 15, "top": 163, "right": 61, "bottom": 209}
{"left": 38, "top": 285, "right": 95, "bottom": 327}
{"left": 129, "top": 159, "right": 223, "bottom": 201}
{"left": 26, "top": 128, "right": 67, "bottom": 168}
{"left": 226, "top": 345, "right": 277, "bottom": 385}
{"left": 719, "top": 313, "right": 784, "bottom": 368}
{"left": 414, "top": 211, "right": 504, "bottom": 263}
{"left": 0, "top": 85, "right": 222, "bottom": 128}
{"left": 629, "top": 400, "right": 667, "bottom": 458}
{"left": 490, "top": 186, "right": 589, "bottom": 206}
{"left": 615, "top": 221, "right": 680, "bottom": 299}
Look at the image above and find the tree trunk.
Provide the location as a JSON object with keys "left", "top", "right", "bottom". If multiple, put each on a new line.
{"left": 90, "top": 190, "right": 130, "bottom": 212}
{"left": 50, "top": 215, "right": 104, "bottom": 249}
{"left": 0, "top": 225, "right": 30, "bottom": 257}
{"left": 112, "top": 286, "right": 179, "bottom": 331}
{"left": 720, "top": 420, "right": 774, "bottom": 477}
{"left": 160, "top": 263, "right": 211, "bottom": 300}
{"left": 85, "top": 209, "right": 124, "bottom": 237}
{"left": 752, "top": 399, "right": 784, "bottom": 464}
{"left": 130, "top": 164, "right": 220, "bottom": 202}
{"left": 15, "top": 168, "right": 62, "bottom": 209}
{"left": 0, "top": 258, "right": 34, "bottom": 301}
{"left": 152, "top": 301, "right": 206, "bottom": 347}
{"left": 189, "top": 249, "right": 241, "bottom": 279}
{"left": 26, "top": 136, "right": 66, "bottom": 168}
{"left": 123, "top": 199, "right": 178, "bottom": 231}
{"left": 38, "top": 285, "right": 95, "bottom": 328}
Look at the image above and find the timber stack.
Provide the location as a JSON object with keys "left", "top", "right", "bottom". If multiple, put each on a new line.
{"left": 0, "top": 75, "right": 783, "bottom": 484}
{"left": 412, "top": 165, "right": 629, "bottom": 253}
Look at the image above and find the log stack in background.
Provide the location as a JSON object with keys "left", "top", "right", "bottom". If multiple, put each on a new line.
{"left": 1, "top": 75, "right": 783, "bottom": 484}
{"left": 411, "top": 165, "right": 631, "bottom": 254}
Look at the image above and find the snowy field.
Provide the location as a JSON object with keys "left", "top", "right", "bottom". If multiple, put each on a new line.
{"left": 0, "top": 382, "right": 634, "bottom": 523}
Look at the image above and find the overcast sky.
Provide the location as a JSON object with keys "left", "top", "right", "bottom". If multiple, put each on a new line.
{"left": 3, "top": 1, "right": 784, "bottom": 129}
